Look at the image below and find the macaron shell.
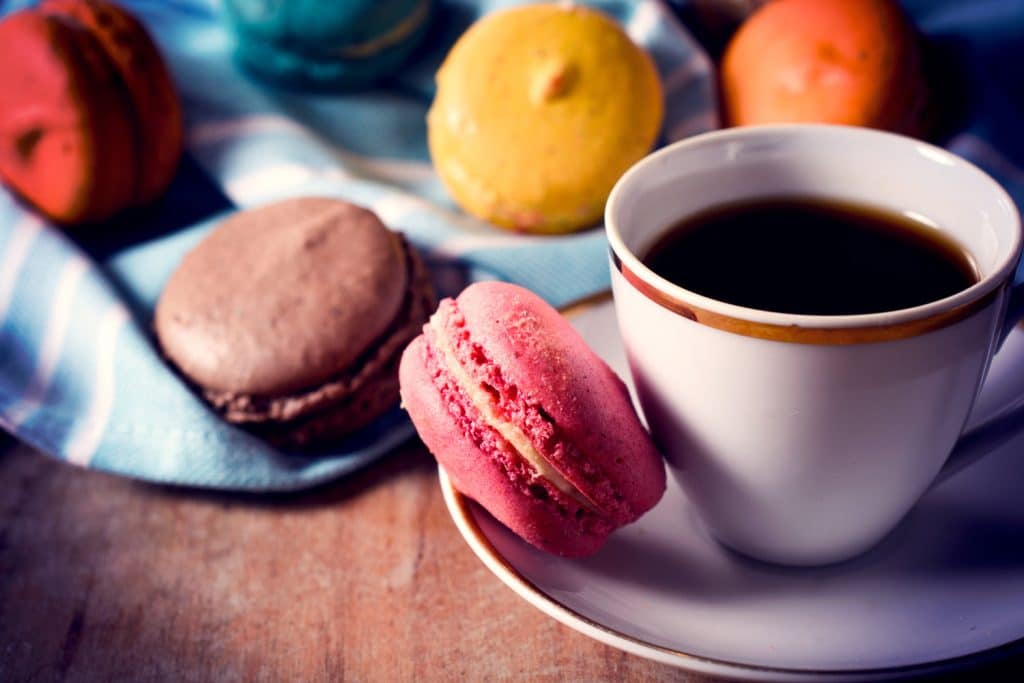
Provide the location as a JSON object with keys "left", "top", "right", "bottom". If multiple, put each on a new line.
{"left": 42, "top": 0, "right": 183, "bottom": 205}
{"left": 226, "top": 0, "right": 432, "bottom": 89}
{"left": 155, "top": 197, "right": 409, "bottom": 396}
{"left": 224, "top": 0, "right": 424, "bottom": 46}
{"left": 721, "top": 0, "right": 927, "bottom": 134}
{"left": 202, "top": 235, "right": 436, "bottom": 446}
{"left": 451, "top": 283, "right": 666, "bottom": 515}
{"left": 0, "top": 10, "right": 137, "bottom": 224}
{"left": 400, "top": 335, "right": 607, "bottom": 558}
{"left": 428, "top": 4, "right": 663, "bottom": 233}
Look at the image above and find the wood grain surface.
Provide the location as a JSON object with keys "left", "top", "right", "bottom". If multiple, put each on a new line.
{"left": 0, "top": 442, "right": 698, "bottom": 682}
{"left": 1, "top": 441, "right": 1021, "bottom": 682}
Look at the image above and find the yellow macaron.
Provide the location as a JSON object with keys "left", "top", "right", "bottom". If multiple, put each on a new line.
{"left": 428, "top": 3, "right": 663, "bottom": 234}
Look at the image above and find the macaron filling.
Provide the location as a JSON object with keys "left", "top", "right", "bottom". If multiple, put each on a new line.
{"left": 420, "top": 337, "right": 613, "bottom": 540}
{"left": 333, "top": 0, "right": 432, "bottom": 58}
{"left": 427, "top": 312, "right": 594, "bottom": 511}
{"left": 423, "top": 299, "right": 636, "bottom": 528}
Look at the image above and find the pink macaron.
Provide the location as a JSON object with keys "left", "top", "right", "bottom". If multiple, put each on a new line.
{"left": 399, "top": 282, "right": 666, "bottom": 557}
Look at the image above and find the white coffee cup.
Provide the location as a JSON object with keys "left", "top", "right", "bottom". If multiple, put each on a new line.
{"left": 605, "top": 125, "right": 1023, "bottom": 566}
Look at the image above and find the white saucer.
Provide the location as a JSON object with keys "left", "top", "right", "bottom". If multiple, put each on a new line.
{"left": 438, "top": 295, "right": 1024, "bottom": 680}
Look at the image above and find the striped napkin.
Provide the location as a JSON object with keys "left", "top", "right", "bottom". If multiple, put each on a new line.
{"left": 0, "top": 0, "right": 716, "bottom": 490}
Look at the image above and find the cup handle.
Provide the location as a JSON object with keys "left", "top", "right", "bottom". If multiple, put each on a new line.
{"left": 933, "top": 280, "right": 1024, "bottom": 486}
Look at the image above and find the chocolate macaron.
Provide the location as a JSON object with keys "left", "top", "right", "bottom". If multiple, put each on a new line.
{"left": 155, "top": 197, "right": 435, "bottom": 448}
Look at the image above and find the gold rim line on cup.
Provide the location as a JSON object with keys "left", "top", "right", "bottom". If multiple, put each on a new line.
{"left": 610, "top": 250, "right": 1002, "bottom": 345}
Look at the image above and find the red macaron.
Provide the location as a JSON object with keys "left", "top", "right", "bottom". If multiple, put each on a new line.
{"left": 0, "top": 0, "right": 182, "bottom": 226}
{"left": 400, "top": 282, "right": 666, "bottom": 558}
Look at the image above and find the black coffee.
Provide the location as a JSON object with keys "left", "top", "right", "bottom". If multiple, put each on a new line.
{"left": 641, "top": 197, "right": 978, "bottom": 316}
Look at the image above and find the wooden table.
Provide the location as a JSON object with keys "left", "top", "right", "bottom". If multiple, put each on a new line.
{"left": 1, "top": 439, "right": 1021, "bottom": 682}
{"left": 1, "top": 440, "right": 696, "bottom": 682}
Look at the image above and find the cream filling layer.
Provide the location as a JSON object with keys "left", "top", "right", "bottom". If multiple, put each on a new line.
{"left": 332, "top": 0, "right": 431, "bottom": 58}
{"left": 429, "top": 316, "right": 594, "bottom": 510}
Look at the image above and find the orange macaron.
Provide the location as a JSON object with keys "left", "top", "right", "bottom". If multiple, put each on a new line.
{"left": 721, "top": 0, "right": 929, "bottom": 136}
{"left": 41, "top": 0, "right": 184, "bottom": 206}
{"left": 0, "top": 0, "right": 182, "bottom": 226}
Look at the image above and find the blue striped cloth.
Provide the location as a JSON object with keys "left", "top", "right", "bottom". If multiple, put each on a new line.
{"left": 0, "top": 0, "right": 716, "bottom": 489}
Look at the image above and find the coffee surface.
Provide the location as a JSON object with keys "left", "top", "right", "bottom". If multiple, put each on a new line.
{"left": 642, "top": 197, "right": 978, "bottom": 316}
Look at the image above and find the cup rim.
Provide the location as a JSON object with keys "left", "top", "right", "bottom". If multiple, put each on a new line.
{"left": 605, "top": 124, "right": 1022, "bottom": 339}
